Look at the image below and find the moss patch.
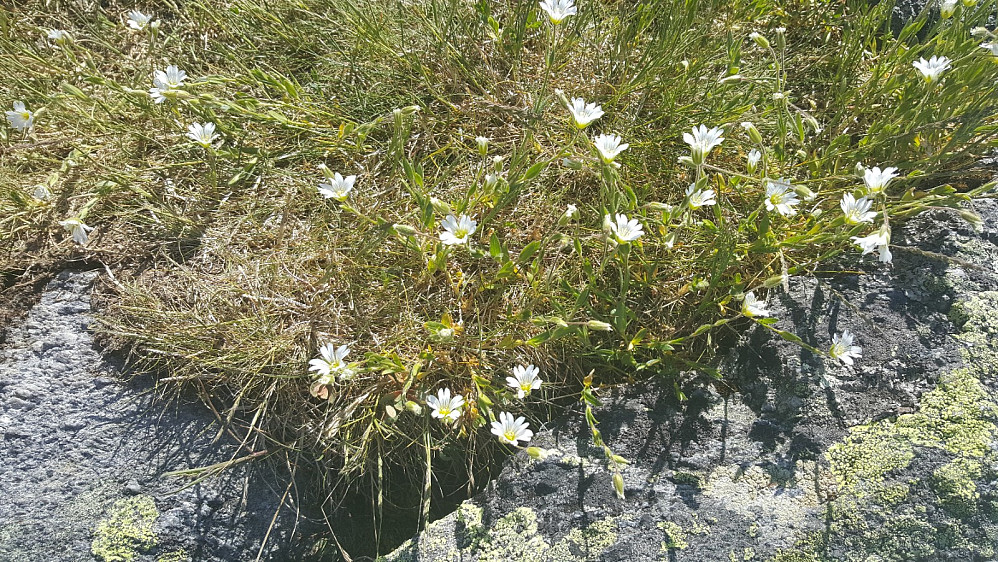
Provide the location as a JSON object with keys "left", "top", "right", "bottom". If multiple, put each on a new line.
{"left": 91, "top": 495, "right": 159, "bottom": 562}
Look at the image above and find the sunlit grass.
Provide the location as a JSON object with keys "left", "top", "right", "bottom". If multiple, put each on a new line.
{"left": 2, "top": 0, "right": 997, "bottom": 555}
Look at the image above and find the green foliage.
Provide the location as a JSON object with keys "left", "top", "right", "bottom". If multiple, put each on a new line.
{"left": 2, "top": 0, "right": 998, "bottom": 555}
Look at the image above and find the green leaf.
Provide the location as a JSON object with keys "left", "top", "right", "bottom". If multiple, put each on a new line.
{"left": 517, "top": 240, "right": 541, "bottom": 264}
{"left": 521, "top": 160, "right": 547, "bottom": 182}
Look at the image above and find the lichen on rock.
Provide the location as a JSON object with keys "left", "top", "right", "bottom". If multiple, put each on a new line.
{"left": 91, "top": 495, "right": 159, "bottom": 562}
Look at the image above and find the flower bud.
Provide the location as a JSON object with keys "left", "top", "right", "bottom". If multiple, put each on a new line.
{"left": 959, "top": 209, "right": 983, "bottom": 230}
{"left": 484, "top": 173, "right": 499, "bottom": 190}
{"left": 746, "top": 149, "right": 762, "bottom": 174}
{"left": 718, "top": 74, "right": 742, "bottom": 84}
{"left": 393, "top": 224, "right": 418, "bottom": 236}
{"left": 399, "top": 105, "right": 422, "bottom": 116}
{"left": 526, "top": 446, "right": 557, "bottom": 460}
{"left": 430, "top": 197, "right": 451, "bottom": 215}
{"left": 677, "top": 155, "right": 696, "bottom": 167}
{"left": 493, "top": 155, "right": 504, "bottom": 173}
{"left": 562, "top": 157, "right": 584, "bottom": 170}
{"left": 587, "top": 320, "right": 613, "bottom": 331}
{"left": 612, "top": 472, "right": 625, "bottom": 499}
{"left": 644, "top": 202, "right": 674, "bottom": 213}
{"left": 475, "top": 136, "right": 489, "bottom": 156}
{"left": 405, "top": 400, "right": 422, "bottom": 415}
{"left": 741, "top": 122, "right": 763, "bottom": 145}
{"left": 664, "top": 230, "right": 679, "bottom": 249}
{"left": 794, "top": 185, "right": 817, "bottom": 201}
{"left": 774, "top": 27, "right": 786, "bottom": 50}
{"left": 558, "top": 204, "right": 578, "bottom": 226}
{"left": 940, "top": 0, "right": 957, "bottom": 18}
{"left": 763, "top": 273, "right": 789, "bottom": 288}
{"left": 750, "top": 32, "right": 770, "bottom": 49}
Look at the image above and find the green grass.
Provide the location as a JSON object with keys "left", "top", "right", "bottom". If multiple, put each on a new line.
{"left": 2, "top": 0, "right": 997, "bottom": 556}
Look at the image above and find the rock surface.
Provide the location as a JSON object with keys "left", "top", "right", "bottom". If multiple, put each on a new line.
{"left": 0, "top": 271, "right": 309, "bottom": 562}
{"left": 384, "top": 198, "right": 998, "bottom": 562}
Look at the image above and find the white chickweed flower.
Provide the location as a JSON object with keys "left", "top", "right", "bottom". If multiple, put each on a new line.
{"left": 741, "top": 291, "right": 770, "bottom": 318}
{"left": 685, "top": 184, "right": 716, "bottom": 209}
{"left": 127, "top": 10, "right": 158, "bottom": 31}
{"left": 981, "top": 43, "right": 998, "bottom": 56}
{"left": 475, "top": 136, "right": 489, "bottom": 156}
{"left": 829, "top": 330, "right": 863, "bottom": 366}
{"left": 308, "top": 343, "right": 354, "bottom": 380}
{"left": 913, "top": 56, "right": 951, "bottom": 82}
{"left": 683, "top": 125, "right": 724, "bottom": 165}
{"left": 149, "top": 65, "right": 187, "bottom": 104}
{"left": 186, "top": 122, "right": 219, "bottom": 148}
{"left": 606, "top": 213, "right": 644, "bottom": 244}
{"left": 764, "top": 178, "right": 800, "bottom": 217}
{"left": 747, "top": 149, "right": 762, "bottom": 173}
{"left": 567, "top": 97, "right": 604, "bottom": 129}
{"left": 6, "top": 101, "right": 34, "bottom": 132}
{"left": 506, "top": 364, "right": 542, "bottom": 399}
{"left": 851, "top": 224, "right": 892, "bottom": 263}
{"left": 440, "top": 214, "right": 478, "bottom": 245}
{"left": 840, "top": 193, "right": 876, "bottom": 225}
{"left": 318, "top": 172, "right": 356, "bottom": 202}
{"left": 426, "top": 388, "right": 465, "bottom": 423}
{"left": 939, "top": 0, "right": 958, "bottom": 18}
{"left": 862, "top": 165, "right": 898, "bottom": 194}
{"left": 491, "top": 411, "right": 533, "bottom": 445}
{"left": 538, "top": 0, "right": 577, "bottom": 24}
{"left": 58, "top": 218, "right": 94, "bottom": 245}
{"left": 47, "top": 29, "right": 72, "bottom": 44}
{"left": 593, "top": 133, "right": 629, "bottom": 163}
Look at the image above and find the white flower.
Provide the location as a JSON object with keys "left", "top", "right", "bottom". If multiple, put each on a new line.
{"left": 186, "top": 122, "right": 219, "bottom": 148}
{"left": 490, "top": 411, "right": 533, "bottom": 445}
{"left": 538, "top": 0, "right": 577, "bottom": 24}
{"left": 829, "top": 330, "right": 863, "bottom": 366}
{"left": 506, "top": 364, "right": 542, "bottom": 399}
{"left": 6, "top": 101, "right": 34, "bottom": 132}
{"left": 939, "top": 0, "right": 958, "bottom": 17}
{"left": 567, "top": 97, "right": 604, "bottom": 129}
{"left": 606, "top": 213, "right": 644, "bottom": 244}
{"left": 593, "top": 134, "right": 629, "bottom": 163}
{"left": 127, "top": 10, "right": 158, "bottom": 31}
{"left": 475, "top": 136, "right": 489, "bottom": 156}
{"left": 686, "top": 183, "right": 716, "bottom": 209}
{"left": 33, "top": 185, "right": 52, "bottom": 200}
{"left": 764, "top": 178, "right": 800, "bottom": 217}
{"left": 683, "top": 125, "right": 724, "bottom": 164}
{"left": 440, "top": 214, "right": 477, "bottom": 245}
{"left": 981, "top": 42, "right": 998, "bottom": 56}
{"left": 58, "top": 218, "right": 94, "bottom": 245}
{"left": 318, "top": 172, "right": 356, "bottom": 202}
{"left": 840, "top": 193, "right": 876, "bottom": 225}
{"left": 47, "top": 29, "right": 72, "bottom": 44}
{"left": 741, "top": 291, "right": 769, "bottom": 317}
{"left": 862, "top": 165, "right": 898, "bottom": 194}
{"left": 913, "top": 56, "right": 951, "bottom": 82}
{"left": 308, "top": 343, "right": 354, "bottom": 380}
{"left": 149, "top": 65, "right": 187, "bottom": 104}
{"left": 747, "top": 149, "right": 761, "bottom": 173}
{"left": 851, "top": 224, "right": 892, "bottom": 263}
{"left": 426, "top": 388, "right": 465, "bottom": 423}
{"left": 484, "top": 173, "right": 499, "bottom": 189}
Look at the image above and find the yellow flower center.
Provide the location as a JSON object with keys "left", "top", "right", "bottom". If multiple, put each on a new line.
{"left": 520, "top": 383, "right": 532, "bottom": 394}
{"left": 504, "top": 430, "right": 517, "bottom": 442}
{"left": 439, "top": 407, "right": 451, "bottom": 416}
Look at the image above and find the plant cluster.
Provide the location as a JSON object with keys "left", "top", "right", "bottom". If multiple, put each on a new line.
{"left": 2, "top": 0, "right": 996, "bottom": 553}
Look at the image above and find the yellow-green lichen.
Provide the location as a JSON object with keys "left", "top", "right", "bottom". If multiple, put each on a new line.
{"left": 932, "top": 457, "right": 982, "bottom": 517}
{"left": 156, "top": 549, "right": 191, "bottom": 562}
{"left": 91, "top": 495, "right": 159, "bottom": 562}
{"left": 658, "top": 521, "right": 688, "bottom": 551}
{"left": 383, "top": 502, "right": 622, "bottom": 562}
